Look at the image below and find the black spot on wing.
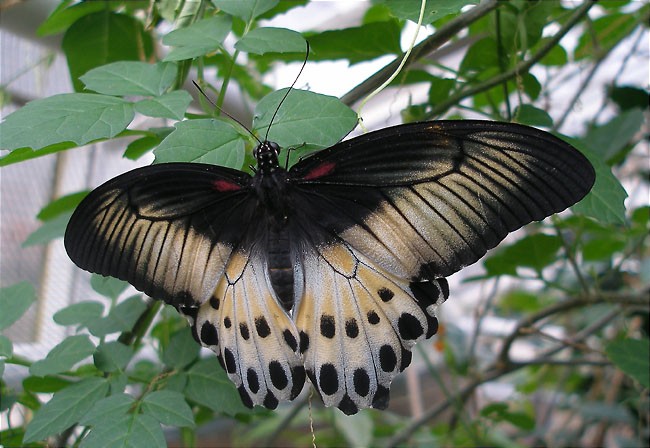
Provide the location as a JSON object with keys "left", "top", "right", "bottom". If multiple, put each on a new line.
{"left": 320, "top": 315, "right": 336, "bottom": 338}
{"left": 338, "top": 393, "right": 359, "bottom": 415}
{"left": 319, "top": 363, "right": 339, "bottom": 395}
{"left": 367, "top": 310, "right": 380, "bottom": 325}
{"left": 269, "top": 361, "right": 288, "bottom": 390}
{"left": 200, "top": 321, "right": 219, "bottom": 346}
{"left": 283, "top": 329, "right": 298, "bottom": 352}
{"left": 299, "top": 331, "right": 309, "bottom": 353}
{"left": 345, "top": 319, "right": 359, "bottom": 338}
{"left": 255, "top": 316, "right": 271, "bottom": 338}
{"left": 398, "top": 312, "right": 424, "bottom": 340}
{"left": 372, "top": 385, "right": 390, "bottom": 410}
{"left": 247, "top": 368, "right": 260, "bottom": 394}
{"left": 379, "top": 345, "right": 397, "bottom": 372}
{"left": 353, "top": 368, "right": 370, "bottom": 397}
{"left": 239, "top": 323, "right": 250, "bottom": 340}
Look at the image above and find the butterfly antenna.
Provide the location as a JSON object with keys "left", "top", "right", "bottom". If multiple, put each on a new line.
{"left": 264, "top": 41, "right": 310, "bottom": 142}
{"left": 192, "top": 80, "right": 262, "bottom": 145}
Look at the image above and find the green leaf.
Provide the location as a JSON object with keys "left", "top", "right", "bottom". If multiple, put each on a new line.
{"left": 213, "top": 0, "right": 278, "bottom": 21}
{"left": 90, "top": 274, "right": 130, "bottom": 300}
{"left": 514, "top": 104, "right": 553, "bottom": 127}
{"left": 235, "top": 27, "right": 306, "bottom": 54}
{"left": 0, "top": 334, "right": 12, "bottom": 357}
{"left": 582, "top": 236, "right": 626, "bottom": 261}
{"left": 123, "top": 135, "right": 162, "bottom": 160}
{"left": 376, "top": 0, "right": 477, "bottom": 24}
{"left": 88, "top": 295, "right": 147, "bottom": 337}
{"left": 460, "top": 37, "right": 498, "bottom": 73}
{"left": 79, "top": 393, "right": 135, "bottom": 426}
{"left": 80, "top": 61, "right": 178, "bottom": 96}
{"left": 62, "top": 10, "right": 153, "bottom": 91}
{"left": 162, "top": 327, "right": 200, "bottom": 368}
{"left": 253, "top": 88, "right": 357, "bottom": 152}
{"left": 37, "top": 191, "right": 89, "bottom": 221}
{"left": 610, "top": 86, "right": 650, "bottom": 111}
{"left": 481, "top": 402, "right": 535, "bottom": 430}
{"left": 153, "top": 119, "right": 246, "bottom": 168}
{"left": 605, "top": 338, "right": 650, "bottom": 388}
{"left": 22, "top": 212, "right": 72, "bottom": 247}
{"left": 257, "top": 0, "right": 308, "bottom": 20}
{"left": 162, "top": 15, "right": 232, "bottom": 61}
{"left": 0, "top": 141, "right": 77, "bottom": 167}
{"left": 94, "top": 341, "right": 134, "bottom": 373}
{"left": 134, "top": 90, "right": 192, "bottom": 120}
{"left": 583, "top": 108, "right": 645, "bottom": 162}
{"left": 23, "top": 377, "right": 109, "bottom": 443}
{"left": 79, "top": 413, "right": 165, "bottom": 448}
{"left": 484, "top": 234, "right": 563, "bottom": 277}
{"left": 568, "top": 141, "right": 627, "bottom": 225}
{"left": 0, "top": 94, "right": 134, "bottom": 151}
{"left": 23, "top": 376, "right": 71, "bottom": 394}
{"left": 30, "top": 335, "right": 96, "bottom": 377}
{"left": 428, "top": 77, "right": 456, "bottom": 105}
{"left": 305, "top": 20, "right": 402, "bottom": 64}
{"left": 575, "top": 11, "right": 643, "bottom": 60}
{"left": 497, "top": 290, "right": 548, "bottom": 315}
{"left": 37, "top": 1, "right": 106, "bottom": 36}
{"left": 537, "top": 39, "right": 568, "bottom": 66}
{"left": 54, "top": 301, "right": 105, "bottom": 327}
{"left": 185, "top": 357, "right": 250, "bottom": 415}
{"left": 0, "top": 282, "right": 36, "bottom": 330}
{"left": 141, "top": 390, "right": 195, "bottom": 427}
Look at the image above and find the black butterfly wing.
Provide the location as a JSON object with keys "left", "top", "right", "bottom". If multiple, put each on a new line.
{"left": 64, "top": 163, "right": 304, "bottom": 408}
{"left": 286, "top": 120, "right": 594, "bottom": 413}
{"left": 65, "top": 163, "right": 253, "bottom": 307}
{"left": 289, "top": 120, "right": 595, "bottom": 280}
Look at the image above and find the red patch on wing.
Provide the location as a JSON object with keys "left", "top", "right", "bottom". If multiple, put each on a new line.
{"left": 212, "top": 179, "right": 242, "bottom": 192}
{"left": 302, "top": 161, "right": 336, "bottom": 180}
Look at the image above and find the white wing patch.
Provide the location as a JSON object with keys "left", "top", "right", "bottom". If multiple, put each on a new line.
{"left": 294, "top": 241, "right": 448, "bottom": 415}
{"left": 190, "top": 250, "right": 304, "bottom": 409}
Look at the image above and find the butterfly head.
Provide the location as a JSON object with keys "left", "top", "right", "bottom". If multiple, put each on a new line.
{"left": 254, "top": 141, "right": 282, "bottom": 174}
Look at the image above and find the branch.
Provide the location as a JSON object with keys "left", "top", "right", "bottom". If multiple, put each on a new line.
{"left": 497, "top": 291, "right": 649, "bottom": 367}
{"left": 340, "top": 0, "right": 500, "bottom": 107}
{"left": 424, "top": 0, "right": 596, "bottom": 118}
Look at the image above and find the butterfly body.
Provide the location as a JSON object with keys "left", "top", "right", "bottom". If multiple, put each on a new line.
{"left": 65, "top": 120, "right": 595, "bottom": 414}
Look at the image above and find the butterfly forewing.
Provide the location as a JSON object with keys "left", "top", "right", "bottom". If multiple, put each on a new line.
{"left": 64, "top": 163, "right": 254, "bottom": 307}
{"left": 289, "top": 120, "right": 595, "bottom": 279}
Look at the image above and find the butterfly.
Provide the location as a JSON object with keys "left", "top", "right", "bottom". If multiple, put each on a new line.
{"left": 64, "top": 119, "right": 595, "bottom": 415}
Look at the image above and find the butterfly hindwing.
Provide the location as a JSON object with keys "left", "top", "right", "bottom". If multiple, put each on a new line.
{"left": 294, "top": 239, "right": 448, "bottom": 414}
{"left": 190, "top": 250, "right": 304, "bottom": 409}
{"left": 290, "top": 120, "right": 595, "bottom": 280}
{"left": 65, "top": 163, "right": 254, "bottom": 308}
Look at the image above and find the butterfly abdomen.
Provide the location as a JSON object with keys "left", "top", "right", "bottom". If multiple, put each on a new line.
{"left": 267, "top": 227, "right": 295, "bottom": 311}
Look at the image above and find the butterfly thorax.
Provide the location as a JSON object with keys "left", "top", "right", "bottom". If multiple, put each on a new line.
{"left": 252, "top": 141, "right": 291, "bottom": 228}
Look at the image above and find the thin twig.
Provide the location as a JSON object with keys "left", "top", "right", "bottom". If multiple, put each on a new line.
{"left": 424, "top": 0, "right": 596, "bottom": 119}
{"left": 340, "top": 0, "right": 500, "bottom": 107}
{"left": 498, "top": 291, "right": 648, "bottom": 367}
